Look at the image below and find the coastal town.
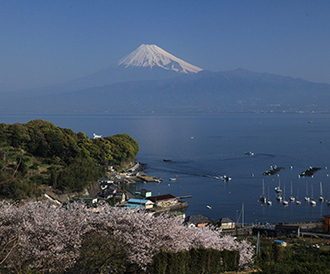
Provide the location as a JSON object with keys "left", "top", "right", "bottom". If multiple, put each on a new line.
{"left": 42, "top": 162, "right": 330, "bottom": 242}
{"left": 41, "top": 162, "right": 242, "bottom": 230}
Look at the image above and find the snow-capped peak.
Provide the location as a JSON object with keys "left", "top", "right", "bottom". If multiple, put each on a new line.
{"left": 116, "top": 44, "right": 203, "bottom": 74}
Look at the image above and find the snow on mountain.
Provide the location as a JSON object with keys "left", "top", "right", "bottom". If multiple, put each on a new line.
{"left": 116, "top": 44, "right": 203, "bottom": 74}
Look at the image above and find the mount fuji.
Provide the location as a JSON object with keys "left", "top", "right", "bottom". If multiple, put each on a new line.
{"left": 116, "top": 44, "right": 202, "bottom": 74}
{"left": 41, "top": 44, "right": 203, "bottom": 94}
{"left": 2, "top": 44, "right": 202, "bottom": 99}
{"left": 67, "top": 44, "right": 202, "bottom": 90}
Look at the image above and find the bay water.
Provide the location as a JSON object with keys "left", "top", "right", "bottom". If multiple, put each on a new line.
{"left": 2, "top": 113, "right": 330, "bottom": 224}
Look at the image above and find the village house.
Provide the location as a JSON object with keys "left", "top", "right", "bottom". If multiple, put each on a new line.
{"left": 98, "top": 178, "right": 114, "bottom": 190}
{"left": 113, "top": 189, "right": 126, "bottom": 203}
{"left": 148, "top": 194, "right": 178, "bottom": 208}
{"left": 218, "top": 217, "right": 236, "bottom": 230}
{"left": 324, "top": 215, "right": 330, "bottom": 233}
{"left": 275, "top": 224, "right": 300, "bottom": 237}
{"left": 185, "top": 214, "right": 211, "bottom": 227}
{"left": 125, "top": 198, "right": 154, "bottom": 209}
{"left": 134, "top": 189, "right": 152, "bottom": 199}
{"left": 97, "top": 182, "right": 125, "bottom": 203}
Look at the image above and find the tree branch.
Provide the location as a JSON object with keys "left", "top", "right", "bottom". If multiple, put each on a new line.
{"left": 0, "top": 233, "right": 21, "bottom": 265}
{"left": 0, "top": 158, "right": 21, "bottom": 186}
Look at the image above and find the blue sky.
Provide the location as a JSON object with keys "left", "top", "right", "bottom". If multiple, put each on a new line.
{"left": 1, "top": 0, "right": 330, "bottom": 91}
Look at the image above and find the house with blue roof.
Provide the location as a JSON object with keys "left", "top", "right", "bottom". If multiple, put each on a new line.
{"left": 126, "top": 198, "right": 154, "bottom": 209}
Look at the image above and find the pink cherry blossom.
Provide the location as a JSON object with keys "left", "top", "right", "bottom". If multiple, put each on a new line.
{"left": 0, "top": 202, "right": 254, "bottom": 272}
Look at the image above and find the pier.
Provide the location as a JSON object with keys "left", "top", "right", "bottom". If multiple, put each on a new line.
{"left": 299, "top": 166, "right": 322, "bottom": 177}
{"left": 262, "top": 165, "right": 285, "bottom": 176}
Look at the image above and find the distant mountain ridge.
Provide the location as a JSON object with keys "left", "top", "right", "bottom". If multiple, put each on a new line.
{"left": 1, "top": 45, "right": 330, "bottom": 114}
{"left": 2, "top": 68, "right": 330, "bottom": 114}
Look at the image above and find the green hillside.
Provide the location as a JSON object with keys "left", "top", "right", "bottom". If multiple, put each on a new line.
{"left": 0, "top": 120, "right": 139, "bottom": 199}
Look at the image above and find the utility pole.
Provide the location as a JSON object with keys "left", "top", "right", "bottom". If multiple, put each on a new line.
{"left": 256, "top": 231, "right": 260, "bottom": 255}
{"left": 242, "top": 203, "right": 244, "bottom": 228}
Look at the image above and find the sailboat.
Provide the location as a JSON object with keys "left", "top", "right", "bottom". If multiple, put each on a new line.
{"left": 267, "top": 187, "right": 272, "bottom": 205}
{"left": 275, "top": 179, "right": 282, "bottom": 201}
{"left": 305, "top": 182, "right": 310, "bottom": 202}
{"left": 289, "top": 181, "right": 295, "bottom": 202}
{"left": 296, "top": 188, "right": 301, "bottom": 205}
{"left": 260, "top": 179, "right": 267, "bottom": 203}
{"left": 319, "top": 182, "right": 324, "bottom": 202}
{"left": 282, "top": 183, "right": 288, "bottom": 206}
{"left": 310, "top": 184, "right": 316, "bottom": 206}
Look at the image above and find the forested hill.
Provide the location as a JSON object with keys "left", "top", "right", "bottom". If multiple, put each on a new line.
{"left": 0, "top": 120, "right": 139, "bottom": 199}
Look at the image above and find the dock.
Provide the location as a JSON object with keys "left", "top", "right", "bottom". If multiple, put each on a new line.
{"left": 299, "top": 166, "right": 322, "bottom": 177}
{"left": 262, "top": 165, "right": 285, "bottom": 176}
{"left": 135, "top": 172, "right": 162, "bottom": 183}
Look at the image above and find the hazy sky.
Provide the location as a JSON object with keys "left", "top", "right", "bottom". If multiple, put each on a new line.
{"left": 1, "top": 0, "right": 330, "bottom": 92}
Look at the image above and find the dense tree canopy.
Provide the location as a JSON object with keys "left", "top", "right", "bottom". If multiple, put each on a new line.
{"left": 0, "top": 120, "right": 139, "bottom": 198}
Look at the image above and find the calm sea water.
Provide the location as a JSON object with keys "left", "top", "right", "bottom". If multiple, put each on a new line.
{"left": 2, "top": 113, "right": 330, "bottom": 224}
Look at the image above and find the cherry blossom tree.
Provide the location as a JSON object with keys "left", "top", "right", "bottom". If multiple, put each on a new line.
{"left": 0, "top": 202, "right": 254, "bottom": 272}
{"left": 89, "top": 207, "right": 254, "bottom": 268}
{"left": 0, "top": 201, "right": 88, "bottom": 272}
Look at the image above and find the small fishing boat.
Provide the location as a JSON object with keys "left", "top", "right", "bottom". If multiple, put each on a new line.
{"left": 274, "top": 181, "right": 282, "bottom": 201}
{"left": 275, "top": 186, "right": 282, "bottom": 194}
{"left": 275, "top": 180, "right": 283, "bottom": 194}
{"left": 93, "top": 133, "right": 102, "bottom": 139}
{"left": 222, "top": 175, "right": 232, "bottom": 182}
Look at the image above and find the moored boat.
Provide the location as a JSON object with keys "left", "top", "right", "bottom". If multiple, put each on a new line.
{"left": 260, "top": 179, "right": 267, "bottom": 203}
{"left": 319, "top": 182, "right": 324, "bottom": 202}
